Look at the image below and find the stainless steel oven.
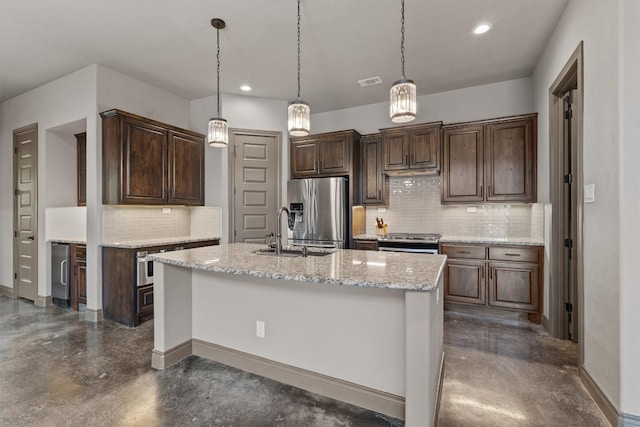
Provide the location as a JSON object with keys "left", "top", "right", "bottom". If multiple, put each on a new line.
{"left": 377, "top": 233, "right": 440, "bottom": 254}
{"left": 136, "top": 251, "right": 154, "bottom": 287}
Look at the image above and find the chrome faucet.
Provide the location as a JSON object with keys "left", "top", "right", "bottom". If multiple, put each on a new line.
{"left": 275, "top": 207, "right": 291, "bottom": 254}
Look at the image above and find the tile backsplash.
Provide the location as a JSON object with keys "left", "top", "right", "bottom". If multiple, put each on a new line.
{"left": 102, "top": 206, "right": 220, "bottom": 242}
{"left": 365, "top": 175, "right": 543, "bottom": 239}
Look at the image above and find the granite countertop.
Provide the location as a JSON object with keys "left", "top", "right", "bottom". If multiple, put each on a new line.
{"left": 353, "top": 234, "right": 543, "bottom": 246}
{"left": 101, "top": 236, "right": 221, "bottom": 249}
{"left": 49, "top": 238, "right": 86, "bottom": 245}
{"left": 150, "top": 243, "right": 447, "bottom": 292}
{"left": 439, "top": 236, "right": 544, "bottom": 246}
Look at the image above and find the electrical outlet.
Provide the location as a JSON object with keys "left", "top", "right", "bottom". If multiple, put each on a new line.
{"left": 377, "top": 207, "right": 387, "bottom": 213}
{"left": 466, "top": 207, "right": 478, "bottom": 213}
{"left": 584, "top": 184, "right": 595, "bottom": 203}
{"left": 256, "top": 321, "right": 265, "bottom": 338}
{"left": 162, "top": 208, "right": 171, "bottom": 214}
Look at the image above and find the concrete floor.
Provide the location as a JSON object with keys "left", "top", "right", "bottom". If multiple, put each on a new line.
{"left": 0, "top": 296, "right": 609, "bottom": 426}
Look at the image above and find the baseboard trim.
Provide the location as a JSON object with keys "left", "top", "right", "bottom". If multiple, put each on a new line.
{"left": 434, "top": 351, "right": 446, "bottom": 426}
{"left": 152, "top": 340, "right": 193, "bottom": 370}
{"left": 541, "top": 314, "right": 550, "bottom": 333}
{"left": 35, "top": 295, "right": 53, "bottom": 307}
{"left": 0, "top": 285, "right": 15, "bottom": 298}
{"left": 84, "top": 308, "right": 103, "bottom": 323}
{"left": 192, "top": 339, "right": 406, "bottom": 420}
{"left": 580, "top": 366, "right": 618, "bottom": 426}
{"left": 620, "top": 412, "right": 640, "bottom": 426}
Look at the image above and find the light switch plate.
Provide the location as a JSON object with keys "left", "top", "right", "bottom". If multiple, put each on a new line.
{"left": 377, "top": 207, "right": 387, "bottom": 213}
{"left": 162, "top": 208, "right": 171, "bottom": 214}
{"left": 466, "top": 207, "right": 478, "bottom": 213}
{"left": 584, "top": 184, "right": 595, "bottom": 203}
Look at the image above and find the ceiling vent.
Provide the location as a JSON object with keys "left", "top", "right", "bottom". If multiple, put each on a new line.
{"left": 358, "top": 76, "right": 383, "bottom": 87}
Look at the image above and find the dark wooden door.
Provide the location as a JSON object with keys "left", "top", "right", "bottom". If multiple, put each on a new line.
{"left": 488, "top": 261, "right": 539, "bottom": 311}
{"left": 409, "top": 126, "right": 439, "bottom": 169}
{"left": 319, "top": 136, "right": 350, "bottom": 175}
{"left": 444, "top": 259, "right": 487, "bottom": 305}
{"left": 485, "top": 117, "right": 536, "bottom": 202}
{"left": 169, "top": 131, "right": 204, "bottom": 205}
{"left": 382, "top": 131, "right": 409, "bottom": 171}
{"left": 442, "top": 125, "right": 484, "bottom": 203}
{"left": 76, "top": 132, "right": 86, "bottom": 206}
{"left": 291, "top": 141, "right": 319, "bottom": 177}
{"left": 122, "top": 118, "right": 167, "bottom": 204}
{"left": 361, "top": 135, "right": 386, "bottom": 205}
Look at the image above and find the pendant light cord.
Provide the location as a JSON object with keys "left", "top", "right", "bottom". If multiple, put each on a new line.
{"left": 297, "top": 0, "right": 302, "bottom": 99}
{"left": 400, "top": 0, "right": 406, "bottom": 79}
{"left": 216, "top": 27, "right": 221, "bottom": 118}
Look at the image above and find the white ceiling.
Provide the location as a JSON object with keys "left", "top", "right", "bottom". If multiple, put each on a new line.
{"left": 0, "top": 0, "right": 568, "bottom": 113}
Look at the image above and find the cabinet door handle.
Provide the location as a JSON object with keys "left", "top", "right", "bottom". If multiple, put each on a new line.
{"left": 405, "top": 154, "right": 409, "bottom": 166}
{"left": 481, "top": 266, "right": 484, "bottom": 279}
{"left": 60, "top": 259, "right": 68, "bottom": 285}
{"left": 504, "top": 253, "right": 521, "bottom": 257}
{"left": 378, "top": 190, "right": 381, "bottom": 200}
{"left": 490, "top": 267, "right": 493, "bottom": 280}
{"left": 480, "top": 185, "right": 484, "bottom": 198}
{"left": 488, "top": 185, "right": 491, "bottom": 196}
{"left": 458, "top": 250, "right": 471, "bottom": 255}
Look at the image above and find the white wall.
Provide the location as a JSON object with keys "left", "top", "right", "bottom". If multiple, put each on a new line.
{"left": 311, "top": 77, "right": 534, "bottom": 135}
{"left": 190, "top": 94, "right": 288, "bottom": 243}
{"left": 618, "top": 0, "right": 640, "bottom": 419}
{"left": 532, "top": 0, "right": 640, "bottom": 417}
{"left": 0, "top": 66, "right": 97, "bottom": 299}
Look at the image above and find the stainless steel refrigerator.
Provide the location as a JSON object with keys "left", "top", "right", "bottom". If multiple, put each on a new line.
{"left": 51, "top": 243, "right": 70, "bottom": 305}
{"left": 287, "top": 177, "right": 348, "bottom": 248}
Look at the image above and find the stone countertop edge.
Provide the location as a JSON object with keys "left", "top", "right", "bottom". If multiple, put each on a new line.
{"left": 149, "top": 243, "right": 446, "bottom": 292}
{"left": 353, "top": 234, "right": 544, "bottom": 246}
{"left": 49, "top": 238, "right": 86, "bottom": 245}
{"left": 101, "top": 236, "right": 221, "bottom": 249}
{"left": 439, "top": 236, "right": 544, "bottom": 246}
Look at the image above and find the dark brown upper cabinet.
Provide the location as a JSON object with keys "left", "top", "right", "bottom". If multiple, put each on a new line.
{"left": 360, "top": 134, "right": 387, "bottom": 206}
{"left": 290, "top": 130, "right": 360, "bottom": 178}
{"left": 101, "top": 109, "right": 205, "bottom": 206}
{"left": 442, "top": 114, "right": 537, "bottom": 204}
{"left": 75, "top": 132, "right": 86, "bottom": 206}
{"left": 381, "top": 121, "right": 442, "bottom": 174}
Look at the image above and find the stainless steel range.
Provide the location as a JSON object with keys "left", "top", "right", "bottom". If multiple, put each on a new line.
{"left": 377, "top": 233, "right": 441, "bottom": 254}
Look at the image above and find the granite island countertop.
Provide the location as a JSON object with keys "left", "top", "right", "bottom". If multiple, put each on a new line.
{"left": 101, "top": 236, "right": 220, "bottom": 249}
{"left": 150, "top": 243, "right": 447, "bottom": 291}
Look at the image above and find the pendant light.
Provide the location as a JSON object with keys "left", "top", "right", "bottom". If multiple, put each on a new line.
{"left": 208, "top": 18, "right": 228, "bottom": 147}
{"left": 390, "top": 0, "right": 416, "bottom": 123}
{"left": 288, "top": 0, "right": 310, "bottom": 137}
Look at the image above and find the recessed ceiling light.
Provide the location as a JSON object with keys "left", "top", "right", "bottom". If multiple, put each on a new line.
{"left": 473, "top": 23, "right": 492, "bottom": 35}
{"left": 240, "top": 85, "right": 252, "bottom": 92}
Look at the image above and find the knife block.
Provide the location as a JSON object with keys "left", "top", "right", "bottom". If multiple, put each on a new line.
{"left": 375, "top": 224, "right": 388, "bottom": 236}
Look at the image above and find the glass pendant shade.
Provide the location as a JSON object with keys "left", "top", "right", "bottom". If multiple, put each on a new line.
{"left": 208, "top": 118, "right": 228, "bottom": 147}
{"left": 390, "top": 78, "right": 417, "bottom": 123}
{"left": 288, "top": 100, "right": 310, "bottom": 137}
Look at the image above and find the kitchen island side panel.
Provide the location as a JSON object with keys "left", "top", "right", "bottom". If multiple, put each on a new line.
{"left": 190, "top": 270, "right": 407, "bottom": 397}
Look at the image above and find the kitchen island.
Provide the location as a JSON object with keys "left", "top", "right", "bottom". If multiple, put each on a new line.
{"left": 150, "top": 243, "right": 447, "bottom": 425}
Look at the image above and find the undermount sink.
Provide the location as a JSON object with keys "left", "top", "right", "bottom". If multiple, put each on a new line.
{"left": 254, "top": 248, "right": 334, "bottom": 257}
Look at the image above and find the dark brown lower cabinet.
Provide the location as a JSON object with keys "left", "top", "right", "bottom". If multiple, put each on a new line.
{"left": 70, "top": 244, "right": 86, "bottom": 310}
{"left": 353, "top": 240, "right": 378, "bottom": 251}
{"left": 442, "top": 243, "right": 542, "bottom": 323}
{"left": 102, "top": 239, "right": 219, "bottom": 327}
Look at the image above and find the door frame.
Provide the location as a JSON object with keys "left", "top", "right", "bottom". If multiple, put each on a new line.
{"left": 227, "top": 128, "right": 282, "bottom": 243}
{"left": 548, "top": 43, "right": 584, "bottom": 356}
{"left": 13, "top": 123, "right": 39, "bottom": 301}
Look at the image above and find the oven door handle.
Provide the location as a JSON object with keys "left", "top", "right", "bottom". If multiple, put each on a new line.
{"left": 378, "top": 247, "right": 438, "bottom": 254}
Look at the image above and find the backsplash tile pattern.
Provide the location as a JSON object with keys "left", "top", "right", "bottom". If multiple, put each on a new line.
{"left": 103, "top": 206, "right": 220, "bottom": 243}
{"left": 366, "top": 176, "right": 543, "bottom": 239}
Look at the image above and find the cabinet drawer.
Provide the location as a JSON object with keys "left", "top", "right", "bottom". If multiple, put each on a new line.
{"left": 137, "top": 285, "right": 154, "bottom": 315}
{"left": 354, "top": 240, "right": 378, "bottom": 251}
{"left": 441, "top": 244, "right": 486, "bottom": 259}
{"left": 489, "top": 246, "right": 539, "bottom": 263}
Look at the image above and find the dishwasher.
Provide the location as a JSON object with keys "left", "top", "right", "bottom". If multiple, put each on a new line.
{"left": 51, "top": 243, "right": 71, "bottom": 306}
